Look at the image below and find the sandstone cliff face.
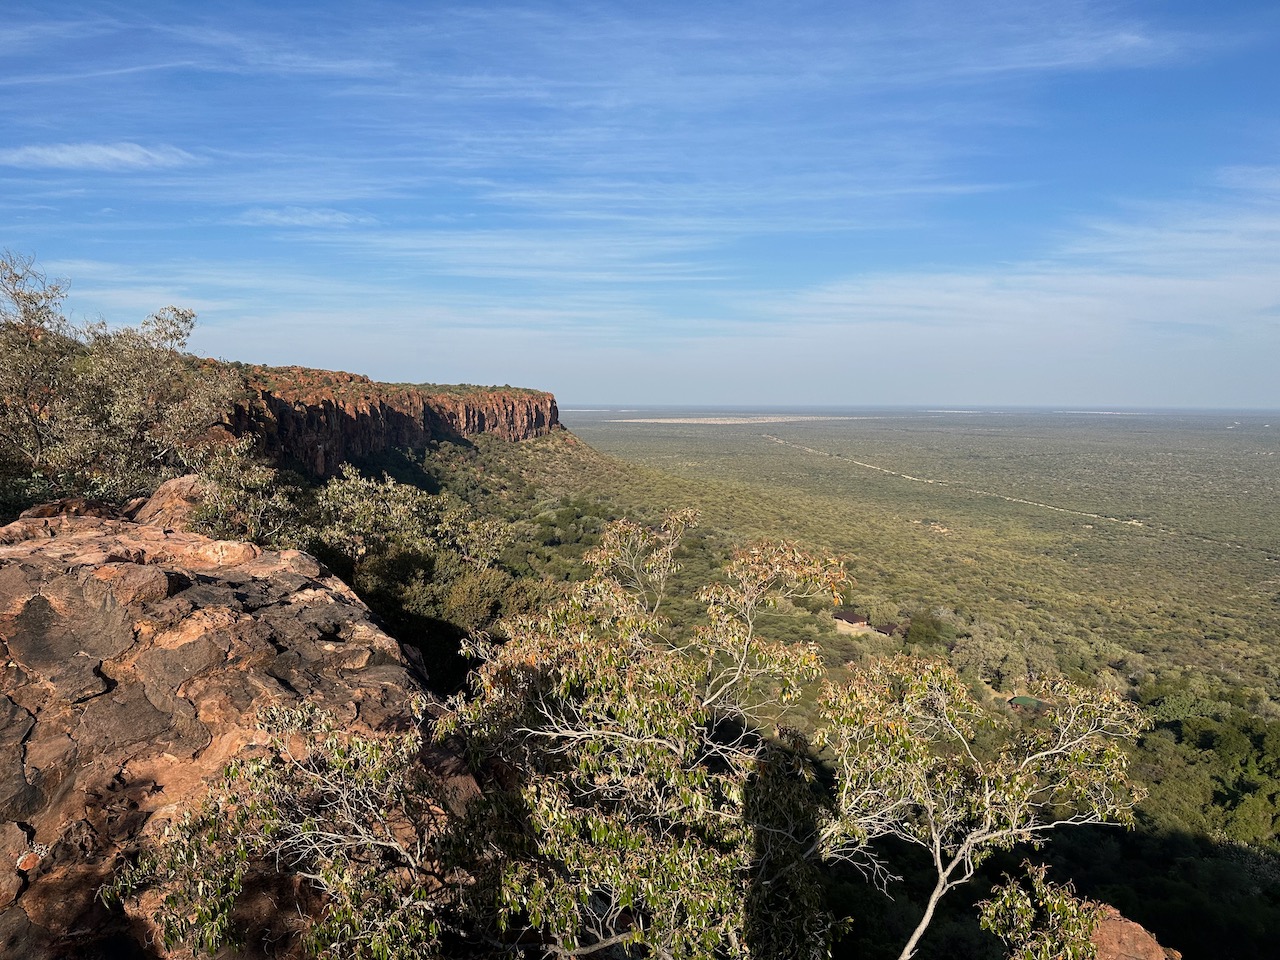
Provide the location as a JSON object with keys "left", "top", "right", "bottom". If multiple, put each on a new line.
{"left": 228, "top": 367, "right": 560, "bottom": 476}
{"left": 0, "top": 492, "right": 426, "bottom": 958}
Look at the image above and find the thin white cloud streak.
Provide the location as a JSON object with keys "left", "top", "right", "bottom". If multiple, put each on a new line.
{"left": 0, "top": 13, "right": 388, "bottom": 83}
{"left": 0, "top": 142, "right": 197, "bottom": 171}
{"left": 1061, "top": 206, "right": 1280, "bottom": 274}
{"left": 0, "top": 16, "right": 119, "bottom": 53}
{"left": 228, "top": 207, "right": 377, "bottom": 227}
{"left": 364, "top": 1, "right": 1190, "bottom": 107}
{"left": 0, "top": 61, "right": 200, "bottom": 87}
{"left": 301, "top": 227, "right": 727, "bottom": 284}
{"left": 154, "top": 23, "right": 392, "bottom": 79}
{"left": 1217, "top": 166, "right": 1280, "bottom": 194}
{"left": 766, "top": 269, "right": 1278, "bottom": 341}
{"left": 47, "top": 256, "right": 402, "bottom": 320}
{"left": 759, "top": 170, "right": 1280, "bottom": 336}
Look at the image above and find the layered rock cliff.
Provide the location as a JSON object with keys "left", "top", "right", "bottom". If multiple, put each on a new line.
{"left": 0, "top": 487, "right": 429, "bottom": 958}
{"left": 226, "top": 365, "right": 560, "bottom": 476}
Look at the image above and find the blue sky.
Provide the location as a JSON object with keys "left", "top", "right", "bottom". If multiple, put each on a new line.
{"left": 4, "top": 1, "right": 1279, "bottom": 407}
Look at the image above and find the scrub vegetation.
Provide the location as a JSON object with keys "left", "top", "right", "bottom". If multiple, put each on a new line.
{"left": 7, "top": 256, "right": 1277, "bottom": 958}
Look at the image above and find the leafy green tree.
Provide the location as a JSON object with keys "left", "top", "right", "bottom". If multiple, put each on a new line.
{"left": 979, "top": 862, "right": 1103, "bottom": 960}
{"left": 74, "top": 308, "right": 207, "bottom": 480}
{"left": 311, "top": 464, "right": 445, "bottom": 572}
{"left": 583, "top": 507, "right": 698, "bottom": 614}
{"left": 951, "top": 626, "right": 1026, "bottom": 691}
{"left": 0, "top": 251, "right": 76, "bottom": 477}
{"left": 0, "top": 251, "right": 239, "bottom": 505}
{"left": 816, "top": 659, "right": 1149, "bottom": 960}
{"left": 185, "top": 437, "right": 303, "bottom": 546}
{"left": 864, "top": 598, "right": 902, "bottom": 632}
{"left": 440, "top": 513, "right": 843, "bottom": 959}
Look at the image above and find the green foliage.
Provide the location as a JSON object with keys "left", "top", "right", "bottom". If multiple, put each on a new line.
{"left": 903, "top": 609, "right": 958, "bottom": 652}
{"left": 283, "top": 461, "right": 527, "bottom": 689}
{"left": 0, "top": 252, "right": 77, "bottom": 481}
{"left": 0, "top": 251, "right": 240, "bottom": 509}
{"left": 1130, "top": 681, "right": 1280, "bottom": 849}
{"left": 440, "top": 513, "right": 1144, "bottom": 960}
{"left": 186, "top": 437, "right": 305, "bottom": 546}
{"left": 103, "top": 702, "right": 458, "bottom": 959}
{"left": 979, "top": 862, "right": 1102, "bottom": 960}
{"left": 440, "top": 513, "right": 841, "bottom": 959}
{"left": 311, "top": 464, "right": 446, "bottom": 570}
{"left": 583, "top": 507, "right": 698, "bottom": 614}
{"left": 817, "top": 660, "right": 1148, "bottom": 960}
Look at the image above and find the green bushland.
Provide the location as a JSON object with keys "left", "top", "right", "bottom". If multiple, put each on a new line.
{"left": 10, "top": 253, "right": 1276, "bottom": 958}
{"left": 225, "top": 359, "right": 548, "bottom": 401}
{"left": 0, "top": 252, "right": 242, "bottom": 514}
{"left": 180, "top": 401, "right": 1280, "bottom": 960}
{"left": 562, "top": 411, "right": 1280, "bottom": 705}
{"left": 109, "top": 506, "right": 1142, "bottom": 960}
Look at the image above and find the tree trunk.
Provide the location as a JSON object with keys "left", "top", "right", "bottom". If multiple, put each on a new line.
{"left": 896, "top": 876, "right": 949, "bottom": 960}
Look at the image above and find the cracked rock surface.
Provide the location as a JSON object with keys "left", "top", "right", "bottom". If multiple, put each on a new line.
{"left": 0, "top": 488, "right": 425, "bottom": 958}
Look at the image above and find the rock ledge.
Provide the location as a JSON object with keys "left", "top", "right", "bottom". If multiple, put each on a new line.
{"left": 0, "top": 497, "right": 424, "bottom": 958}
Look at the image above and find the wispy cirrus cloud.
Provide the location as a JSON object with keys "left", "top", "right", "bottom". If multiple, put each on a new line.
{"left": 5, "top": 3, "right": 1276, "bottom": 406}
{"left": 158, "top": 23, "right": 391, "bottom": 79}
{"left": 228, "top": 206, "right": 377, "bottom": 227}
{"left": 305, "top": 226, "right": 725, "bottom": 285}
{"left": 764, "top": 166, "right": 1280, "bottom": 328}
{"left": 0, "top": 142, "right": 197, "bottom": 171}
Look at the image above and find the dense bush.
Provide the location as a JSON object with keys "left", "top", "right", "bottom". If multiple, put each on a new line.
{"left": 106, "top": 513, "right": 1147, "bottom": 960}
{"left": 0, "top": 252, "right": 240, "bottom": 513}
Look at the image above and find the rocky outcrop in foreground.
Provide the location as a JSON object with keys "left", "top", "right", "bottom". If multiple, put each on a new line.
{"left": 229, "top": 366, "right": 560, "bottom": 475}
{"left": 0, "top": 492, "right": 426, "bottom": 958}
{"left": 1094, "top": 904, "right": 1182, "bottom": 960}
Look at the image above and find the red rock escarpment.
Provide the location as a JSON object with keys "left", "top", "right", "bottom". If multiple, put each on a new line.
{"left": 227, "top": 366, "right": 560, "bottom": 475}
{"left": 0, "top": 498, "right": 428, "bottom": 958}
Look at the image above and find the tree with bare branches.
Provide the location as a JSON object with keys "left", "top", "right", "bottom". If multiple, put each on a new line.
{"left": 817, "top": 658, "right": 1149, "bottom": 960}
{"left": 441, "top": 511, "right": 844, "bottom": 959}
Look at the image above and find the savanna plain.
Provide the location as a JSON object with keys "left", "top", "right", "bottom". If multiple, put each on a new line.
{"left": 545, "top": 405, "right": 1280, "bottom": 957}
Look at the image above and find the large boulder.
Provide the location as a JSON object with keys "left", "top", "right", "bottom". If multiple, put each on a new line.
{"left": 0, "top": 495, "right": 427, "bottom": 958}
{"left": 1093, "top": 905, "right": 1182, "bottom": 960}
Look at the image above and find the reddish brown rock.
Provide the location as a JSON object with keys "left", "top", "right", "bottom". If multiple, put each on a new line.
{"left": 223, "top": 365, "right": 560, "bottom": 475}
{"left": 124, "top": 473, "right": 203, "bottom": 530}
{"left": 18, "top": 499, "right": 118, "bottom": 520}
{"left": 1093, "top": 905, "right": 1181, "bottom": 960}
{"left": 0, "top": 495, "right": 428, "bottom": 959}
